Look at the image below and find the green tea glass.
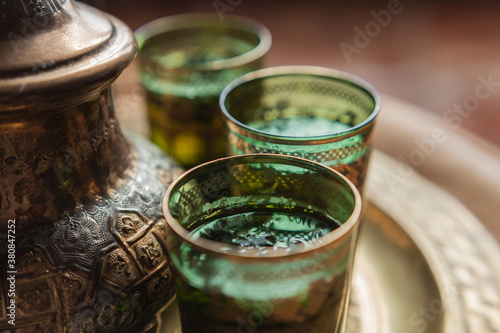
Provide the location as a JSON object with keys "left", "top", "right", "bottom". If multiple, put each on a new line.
{"left": 136, "top": 13, "right": 271, "bottom": 169}
{"left": 220, "top": 66, "right": 381, "bottom": 192}
{"left": 162, "top": 154, "right": 362, "bottom": 332}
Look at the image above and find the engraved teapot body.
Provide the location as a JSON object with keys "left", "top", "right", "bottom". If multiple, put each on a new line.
{"left": 0, "top": 1, "right": 181, "bottom": 331}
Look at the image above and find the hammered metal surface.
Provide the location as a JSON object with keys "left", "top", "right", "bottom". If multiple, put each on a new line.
{"left": 368, "top": 152, "right": 500, "bottom": 333}
{"left": 0, "top": 133, "right": 183, "bottom": 332}
{"left": 0, "top": 1, "right": 183, "bottom": 330}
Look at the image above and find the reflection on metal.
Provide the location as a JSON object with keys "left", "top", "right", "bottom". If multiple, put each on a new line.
{"left": 0, "top": 0, "right": 67, "bottom": 22}
{"left": 362, "top": 151, "right": 500, "bottom": 333}
{"left": 18, "top": 0, "right": 66, "bottom": 17}
{"left": 0, "top": 1, "right": 183, "bottom": 332}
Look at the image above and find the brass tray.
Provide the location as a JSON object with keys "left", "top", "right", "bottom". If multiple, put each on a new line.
{"left": 156, "top": 151, "right": 500, "bottom": 333}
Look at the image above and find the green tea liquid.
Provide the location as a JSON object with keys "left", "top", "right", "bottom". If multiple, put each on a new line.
{"left": 141, "top": 34, "right": 259, "bottom": 168}
{"left": 244, "top": 115, "right": 367, "bottom": 189}
{"left": 175, "top": 206, "right": 348, "bottom": 333}
{"left": 188, "top": 208, "right": 340, "bottom": 254}
{"left": 248, "top": 116, "right": 351, "bottom": 137}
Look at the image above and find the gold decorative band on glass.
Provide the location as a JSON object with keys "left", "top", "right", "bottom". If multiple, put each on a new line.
{"left": 219, "top": 66, "right": 381, "bottom": 193}
{"left": 162, "top": 154, "right": 362, "bottom": 333}
{"left": 135, "top": 13, "right": 272, "bottom": 169}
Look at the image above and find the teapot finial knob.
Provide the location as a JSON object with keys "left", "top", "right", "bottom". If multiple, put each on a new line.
{"left": 0, "top": 0, "right": 66, "bottom": 23}
{"left": 20, "top": 0, "right": 66, "bottom": 17}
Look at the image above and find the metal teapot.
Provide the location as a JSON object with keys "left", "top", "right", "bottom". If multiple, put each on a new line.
{"left": 0, "top": 1, "right": 182, "bottom": 331}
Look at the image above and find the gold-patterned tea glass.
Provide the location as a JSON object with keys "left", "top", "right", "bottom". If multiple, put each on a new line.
{"left": 162, "top": 154, "right": 362, "bottom": 333}
{"left": 135, "top": 13, "right": 272, "bottom": 169}
{"left": 220, "top": 66, "right": 381, "bottom": 193}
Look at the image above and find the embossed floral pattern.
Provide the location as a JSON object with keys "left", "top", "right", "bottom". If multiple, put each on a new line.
{"left": 93, "top": 290, "right": 140, "bottom": 332}
{"left": 120, "top": 217, "right": 140, "bottom": 236}
{"left": 135, "top": 237, "right": 162, "bottom": 270}
{"left": 147, "top": 266, "right": 174, "bottom": 302}
{"left": 18, "top": 248, "right": 51, "bottom": 274}
{"left": 116, "top": 212, "right": 147, "bottom": 239}
{"left": 106, "top": 250, "right": 136, "bottom": 285}
{"left": 55, "top": 271, "right": 87, "bottom": 309}
{"left": 52, "top": 216, "right": 97, "bottom": 253}
{"left": 0, "top": 136, "right": 180, "bottom": 331}
{"left": 17, "top": 281, "right": 52, "bottom": 315}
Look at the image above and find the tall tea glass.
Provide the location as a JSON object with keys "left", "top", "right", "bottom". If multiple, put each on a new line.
{"left": 220, "top": 66, "right": 380, "bottom": 193}
{"left": 136, "top": 13, "right": 271, "bottom": 168}
{"left": 163, "top": 154, "right": 362, "bottom": 332}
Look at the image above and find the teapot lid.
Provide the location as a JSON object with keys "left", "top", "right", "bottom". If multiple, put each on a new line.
{"left": 0, "top": 0, "right": 136, "bottom": 106}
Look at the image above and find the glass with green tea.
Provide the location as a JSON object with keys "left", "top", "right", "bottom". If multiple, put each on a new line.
{"left": 163, "top": 154, "right": 361, "bottom": 332}
{"left": 136, "top": 13, "right": 271, "bottom": 169}
{"left": 220, "top": 66, "right": 380, "bottom": 194}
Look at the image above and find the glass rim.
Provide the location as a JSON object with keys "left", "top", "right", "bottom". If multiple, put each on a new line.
{"left": 219, "top": 65, "right": 381, "bottom": 142}
{"left": 162, "top": 153, "right": 362, "bottom": 261}
{"left": 134, "top": 12, "right": 272, "bottom": 72}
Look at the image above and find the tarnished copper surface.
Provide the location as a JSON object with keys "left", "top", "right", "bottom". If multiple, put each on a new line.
{"left": 0, "top": 1, "right": 183, "bottom": 332}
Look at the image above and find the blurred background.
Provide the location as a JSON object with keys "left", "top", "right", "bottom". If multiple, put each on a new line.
{"left": 84, "top": 0, "right": 500, "bottom": 238}
{"left": 100, "top": 0, "right": 500, "bottom": 147}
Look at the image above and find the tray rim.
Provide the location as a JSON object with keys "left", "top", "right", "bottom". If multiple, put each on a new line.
{"left": 367, "top": 151, "right": 500, "bottom": 333}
